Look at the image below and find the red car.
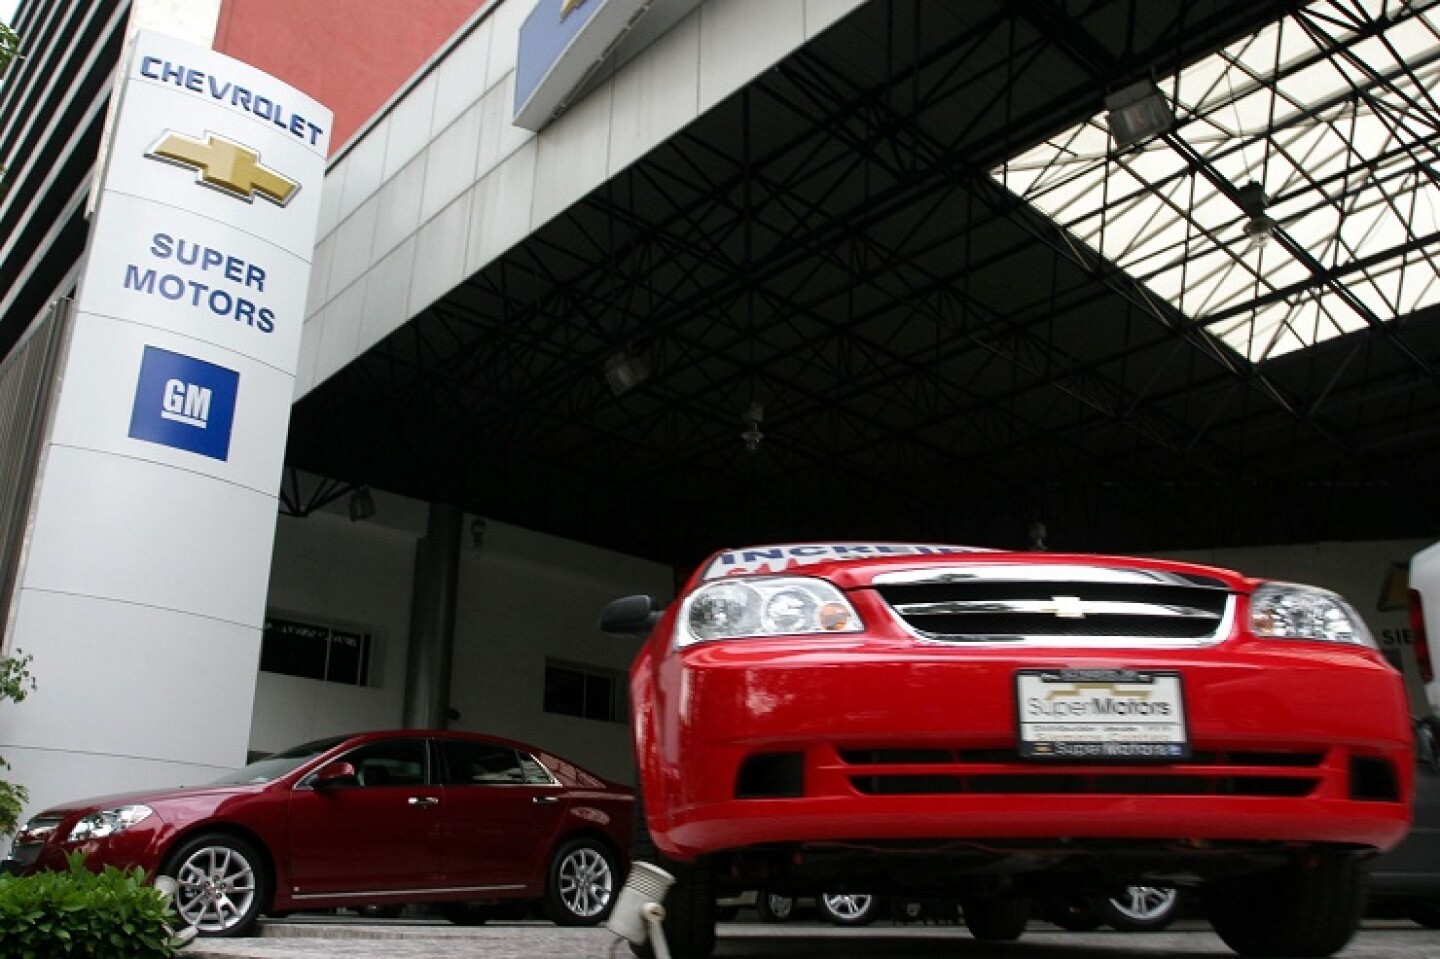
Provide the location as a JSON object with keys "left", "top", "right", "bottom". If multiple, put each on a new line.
{"left": 4, "top": 729, "right": 632, "bottom": 936}
{"left": 602, "top": 543, "right": 1413, "bottom": 958}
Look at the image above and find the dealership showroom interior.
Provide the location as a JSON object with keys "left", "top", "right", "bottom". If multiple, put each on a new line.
{"left": 3, "top": 0, "right": 1440, "bottom": 957}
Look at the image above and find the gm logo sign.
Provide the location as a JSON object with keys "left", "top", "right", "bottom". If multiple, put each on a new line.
{"left": 128, "top": 346, "right": 239, "bottom": 461}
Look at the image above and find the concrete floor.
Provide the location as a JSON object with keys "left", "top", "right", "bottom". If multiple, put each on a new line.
{"left": 185, "top": 917, "right": 1440, "bottom": 959}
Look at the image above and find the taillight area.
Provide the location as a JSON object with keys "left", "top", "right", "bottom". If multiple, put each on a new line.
{"left": 1410, "top": 588, "right": 1434, "bottom": 684}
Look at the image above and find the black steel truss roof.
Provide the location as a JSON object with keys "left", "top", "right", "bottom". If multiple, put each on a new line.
{"left": 286, "top": 0, "right": 1440, "bottom": 570}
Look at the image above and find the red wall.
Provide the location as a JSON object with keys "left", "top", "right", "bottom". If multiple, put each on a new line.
{"left": 214, "top": 0, "right": 491, "bottom": 153}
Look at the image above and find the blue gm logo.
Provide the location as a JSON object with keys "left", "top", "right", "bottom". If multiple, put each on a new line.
{"left": 128, "top": 346, "right": 239, "bottom": 461}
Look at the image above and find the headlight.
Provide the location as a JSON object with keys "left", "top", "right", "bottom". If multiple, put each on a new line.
{"left": 67, "top": 805, "right": 154, "bottom": 842}
{"left": 1249, "top": 583, "right": 1376, "bottom": 648}
{"left": 681, "top": 577, "right": 862, "bottom": 646}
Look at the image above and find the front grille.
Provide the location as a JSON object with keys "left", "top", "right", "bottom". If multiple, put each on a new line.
{"left": 839, "top": 747, "right": 1325, "bottom": 798}
{"left": 872, "top": 564, "right": 1231, "bottom": 643}
{"left": 839, "top": 749, "right": 1326, "bottom": 767}
{"left": 848, "top": 774, "right": 1316, "bottom": 797}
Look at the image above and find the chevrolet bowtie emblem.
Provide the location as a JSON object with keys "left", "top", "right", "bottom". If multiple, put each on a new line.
{"left": 146, "top": 132, "right": 299, "bottom": 207}
{"left": 1047, "top": 595, "right": 1086, "bottom": 619}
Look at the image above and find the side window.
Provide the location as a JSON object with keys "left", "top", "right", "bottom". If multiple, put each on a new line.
{"left": 340, "top": 740, "right": 428, "bottom": 788}
{"left": 517, "top": 751, "right": 557, "bottom": 786}
{"left": 439, "top": 741, "right": 528, "bottom": 786}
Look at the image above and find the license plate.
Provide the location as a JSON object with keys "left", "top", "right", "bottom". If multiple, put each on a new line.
{"left": 1016, "top": 668, "right": 1189, "bottom": 760}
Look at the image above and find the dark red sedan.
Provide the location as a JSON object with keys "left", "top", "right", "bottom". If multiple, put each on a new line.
{"left": 4, "top": 729, "right": 632, "bottom": 936}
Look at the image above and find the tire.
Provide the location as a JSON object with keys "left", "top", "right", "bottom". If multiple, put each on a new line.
{"left": 439, "top": 902, "right": 491, "bottom": 926}
{"left": 818, "top": 893, "right": 878, "bottom": 926}
{"left": 628, "top": 787, "right": 716, "bottom": 958}
{"left": 962, "top": 896, "right": 1030, "bottom": 941}
{"left": 1039, "top": 896, "right": 1104, "bottom": 931}
{"left": 1093, "top": 885, "right": 1182, "bottom": 931}
{"left": 755, "top": 890, "right": 796, "bottom": 922}
{"left": 545, "top": 836, "right": 620, "bottom": 925}
{"left": 1202, "top": 852, "right": 1366, "bottom": 957}
{"left": 161, "top": 833, "right": 270, "bottom": 937}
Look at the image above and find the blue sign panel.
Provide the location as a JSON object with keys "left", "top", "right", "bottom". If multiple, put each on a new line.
{"left": 515, "top": 0, "right": 605, "bottom": 124}
{"left": 128, "top": 345, "right": 239, "bottom": 461}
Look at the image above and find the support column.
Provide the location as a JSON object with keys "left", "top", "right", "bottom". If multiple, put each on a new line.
{"left": 403, "top": 502, "right": 461, "bottom": 729}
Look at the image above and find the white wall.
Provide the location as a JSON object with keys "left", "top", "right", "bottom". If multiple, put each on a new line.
{"left": 296, "top": 0, "right": 868, "bottom": 399}
{"left": 250, "top": 490, "right": 427, "bottom": 754}
{"left": 254, "top": 483, "right": 669, "bottom": 783}
{"left": 449, "top": 522, "right": 663, "bottom": 783}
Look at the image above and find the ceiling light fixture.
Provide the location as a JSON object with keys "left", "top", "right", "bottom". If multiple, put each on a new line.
{"left": 741, "top": 401, "right": 764, "bottom": 453}
{"left": 1236, "top": 180, "right": 1275, "bottom": 249}
{"left": 604, "top": 349, "right": 650, "bottom": 396}
{"left": 1105, "top": 80, "right": 1174, "bottom": 149}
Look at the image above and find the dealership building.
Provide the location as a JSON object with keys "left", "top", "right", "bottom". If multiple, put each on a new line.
{"left": 1, "top": 0, "right": 1438, "bottom": 831}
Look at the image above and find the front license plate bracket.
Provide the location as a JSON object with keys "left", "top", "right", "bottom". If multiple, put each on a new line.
{"left": 1015, "top": 668, "right": 1189, "bottom": 761}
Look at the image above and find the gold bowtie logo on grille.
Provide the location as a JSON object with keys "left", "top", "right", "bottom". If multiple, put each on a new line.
{"left": 146, "top": 132, "right": 299, "bottom": 207}
{"left": 1045, "top": 595, "right": 1086, "bottom": 619}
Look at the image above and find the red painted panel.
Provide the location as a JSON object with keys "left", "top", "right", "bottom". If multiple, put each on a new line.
{"left": 214, "top": 0, "right": 491, "bottom": 153}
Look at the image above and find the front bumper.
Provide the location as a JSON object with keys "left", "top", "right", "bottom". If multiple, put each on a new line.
{"left": 6, "top": 819, "right": 170, "bottom": 878}
{"left": 644, "top": 638, "right": 1413, "bottom": 860}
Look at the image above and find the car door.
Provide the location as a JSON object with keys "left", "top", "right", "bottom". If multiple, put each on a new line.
{"left": 434, "top": 738, "right": 567, "bottom": 891}
{"left": 286, "top": 737, "right": 444, "bottom": 898}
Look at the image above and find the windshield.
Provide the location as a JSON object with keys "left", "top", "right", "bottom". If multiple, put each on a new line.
{"left": 210, "top": 735, "right": 349, "bottom": 785}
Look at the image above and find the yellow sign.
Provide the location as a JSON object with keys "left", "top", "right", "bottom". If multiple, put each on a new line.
{"left": 146, "top": 132, "right": 299, "bottom": 207}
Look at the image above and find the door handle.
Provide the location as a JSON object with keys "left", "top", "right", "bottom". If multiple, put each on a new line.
{"left": 408, "top": 796, "right": 439, "bottom": 807}
{"left": 532, "top": 796, "right": 559, "bottom": 805}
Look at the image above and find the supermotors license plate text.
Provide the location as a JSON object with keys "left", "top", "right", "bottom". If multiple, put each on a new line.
{"left": 1016, "top": 669, "right": 1190, "bottom": 760}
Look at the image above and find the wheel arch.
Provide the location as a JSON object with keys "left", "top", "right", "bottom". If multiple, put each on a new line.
{"left": 547, "top": 824, "right": 627, "bottom": 875}
{"left": 629, "top": 654, "right": 681, "bottom": 860}
{"left": 160, "top": 822, "right": 280, "bottom": 913}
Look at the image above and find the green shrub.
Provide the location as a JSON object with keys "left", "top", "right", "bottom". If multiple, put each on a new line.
{"left": 0, "top": 854, "right": 184, "bottom": 958}
{"left": 0, "top": 649, "right": 36, "bottom": 838}
{"left": 0, "top": 20, "right": 19, "bottom": 75}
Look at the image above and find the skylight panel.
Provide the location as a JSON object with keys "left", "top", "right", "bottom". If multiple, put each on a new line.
{"left": 990, "top": 0, "right": 1440, "bottom": 364}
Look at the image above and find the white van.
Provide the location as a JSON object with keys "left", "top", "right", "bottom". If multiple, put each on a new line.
{"left": 1368, "top": 540, "right": 1440, "bottom": 925}
{"left": 1411, "top": 540, "right": 1440, "bottom": 712}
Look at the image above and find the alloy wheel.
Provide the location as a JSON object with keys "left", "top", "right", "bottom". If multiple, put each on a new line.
{"left": 172, "top": 842, "right": 260, "bottom": 934}
{"left": 557, "top": 844, "right": 615, "bottom": 920}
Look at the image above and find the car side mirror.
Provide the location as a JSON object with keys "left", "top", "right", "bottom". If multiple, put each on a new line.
{"left": 310, "top": 761, "right": 358, "bottom": 789}
{"left": 600, "top": 595, "right": 663, "bottom": 637}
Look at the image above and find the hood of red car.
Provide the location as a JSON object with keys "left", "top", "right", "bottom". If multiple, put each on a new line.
{"left": 35, "top": 781, "right": 267, "bottom": 820}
